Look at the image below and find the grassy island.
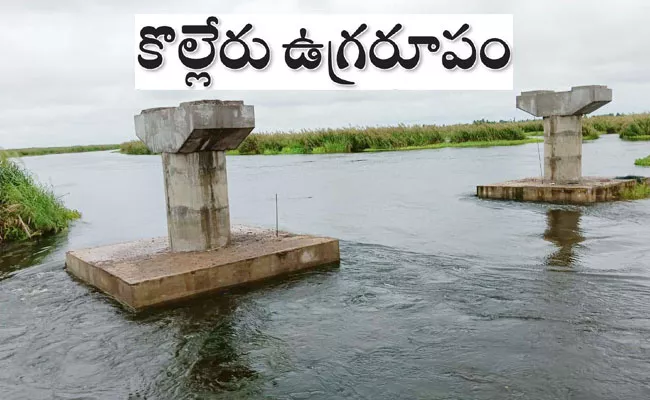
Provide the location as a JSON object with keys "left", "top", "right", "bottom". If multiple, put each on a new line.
{"left": 635, "top": 155, "right": 650, "bottom": 167}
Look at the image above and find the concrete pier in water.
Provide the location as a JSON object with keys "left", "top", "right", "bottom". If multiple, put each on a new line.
{"left": 132, "top": 101, "right": 253, "bottom": 252}
{"left": 66, "top": 100, "right": 340, "bottom": 311}
{"left": 478, "top": 85, "right": 648, "bottom": 203}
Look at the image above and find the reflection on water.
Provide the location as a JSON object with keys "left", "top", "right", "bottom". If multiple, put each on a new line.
{"left": 543, "top": 209, "right": 585, "bottom": 268}
{"left": 170, "top": 297, "right": 259, "bottom": 394}
{"left": 0, "top": 233, "right": 68, "bottom": 281}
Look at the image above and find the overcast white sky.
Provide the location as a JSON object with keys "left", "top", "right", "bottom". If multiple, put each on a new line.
{"left": 1, "top": 0, "right": 649, "bottom": 148}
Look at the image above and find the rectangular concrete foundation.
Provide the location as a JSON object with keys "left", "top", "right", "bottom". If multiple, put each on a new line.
{"left": 65, "top": 226, "right": 340, "bottom": 311}
{"left": 477, "top": 177, "right": 648, "bottom": 204}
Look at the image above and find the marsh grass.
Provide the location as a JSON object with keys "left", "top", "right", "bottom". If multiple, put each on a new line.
{"left": 11, "top": 144, "right": 119, "bottom": 157}
{"left": 117, "top": 113, "right": 650, "bottom": 156}
{"left": 620, "top": 116, "right": 650, "bottom": 141}
{"left": 0, "top": 152, "right": 80, "bottom": 242}
{"left": 622, "top": 135, "right": 650, "bottom": 142}
{"left": 120, "top": 140, "right": 153, "bottom": 155}
{"left": 231, "top": 123, "right": 530, "bottom": 155}
{"left": 582, "top": 124, "right": 601, "bottom": 141}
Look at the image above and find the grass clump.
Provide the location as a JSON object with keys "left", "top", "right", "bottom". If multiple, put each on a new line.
{"left": 620, "top": 116, "right": 650, "bottom": 141}
{"left": 0, "top": 153, "right": 80, "bottom": 242}
{"left": 120, "top": 140, "right": 153, "bottom": 155}
{"left": 621, "top": 183, "right": 650, "bottom": 200}
{"left": 582, "top": 124, "right": 601, "bottom": 141}
{"left": 634, "top": 155, "right": 650, "bottom": 167}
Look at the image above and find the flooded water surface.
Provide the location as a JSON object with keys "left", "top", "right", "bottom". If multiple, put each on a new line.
{"left": 1, "top": 135, "right": 650, "bottom": 399}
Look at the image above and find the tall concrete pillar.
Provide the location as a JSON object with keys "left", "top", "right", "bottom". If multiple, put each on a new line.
{"left": 517, "top": 86, "right": 612, "bottom": 184}
{"left": 162, "top": 151, "right": 230, "bottom": 252}
{"left": 543, "top": 115, "right": 582, "bottom": 183}
{"left": 134, "top": 100, "right": 255, "bottom": 252}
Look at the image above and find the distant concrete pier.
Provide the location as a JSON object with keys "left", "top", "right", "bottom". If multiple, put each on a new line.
{"left": 478, "top": 85, "right": 649, "bottom": 203}
{"left": 516, "top": 85, "right": 612, "bottom": 184}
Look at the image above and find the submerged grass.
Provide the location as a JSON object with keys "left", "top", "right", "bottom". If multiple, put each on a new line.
{"left": 0, "top": 152, "right": 80, "bottom": 242}
{"left": 10, "top": 144, "right": 119, "bottom": 157}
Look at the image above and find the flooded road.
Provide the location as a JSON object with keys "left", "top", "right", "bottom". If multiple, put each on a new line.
{"left": 1, "top": 134, "right": 650, "bottom": 399}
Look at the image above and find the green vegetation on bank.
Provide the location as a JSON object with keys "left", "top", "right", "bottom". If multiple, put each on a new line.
{"left": 9, "top": 144, "right": 119, "bottom": 157}
{"left": 9, "top": 113, "right": 646, "bottom": 157}
{"left": 0, "top": 153, "right": 80, "bottom": 243}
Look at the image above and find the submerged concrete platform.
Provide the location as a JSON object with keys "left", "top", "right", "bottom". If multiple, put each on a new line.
{"left": 65, "top": 226, "right": 340, "bottom": 311}
{"left": 477, "top": 176, "right": 648, "bottom": 204}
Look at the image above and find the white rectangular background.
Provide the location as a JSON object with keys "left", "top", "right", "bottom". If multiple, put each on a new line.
{"left": 135, "top": 14, "right": 513, "bottom": 91}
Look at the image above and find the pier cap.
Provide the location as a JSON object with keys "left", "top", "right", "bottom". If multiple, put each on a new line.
{"left": 134, "top": 100, "right": 255, "bottom": 153}
{"left": 516, "top": 85, "right": 612, "bottom": 117}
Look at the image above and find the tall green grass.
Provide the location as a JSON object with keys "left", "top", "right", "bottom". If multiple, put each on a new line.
{"left": 0, "top": 152, "right": 80, "bottom": 242}
{"left": 231, "top": 123, "right": 528, "bottom": 155}
{"left": 582, "top": 124, "right": 600, "bottom": 141}
{"left": 117, "top": 112, "right": 650, "bottom": 156}
{"left": 120, "top": 140, "right": 153, "bottom": 155}
{"left": 620, "top": 116, "right": 650, "bottom": 141}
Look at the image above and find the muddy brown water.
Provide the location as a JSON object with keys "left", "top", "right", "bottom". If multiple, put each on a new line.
{"left": 1, "top": 135, "right": 650, "bottom": 399}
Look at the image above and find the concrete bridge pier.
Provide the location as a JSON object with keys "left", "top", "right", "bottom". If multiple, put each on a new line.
{"left": 543, "top": 115, "right": 582, "bottom": 184}
{"left": 516, "top": 85, "right": 612, "bottom": 184}
{"left": 65, "top": 100, "right": 340, "bottom": 311}
{"left": 134, "top": 100, "right": 252, "bottom": 252}
{"left": 161, "top": 151, "right": 230, "bottom": 252}
{"left": 477, "top": 85, "right": 649, "bottom": 203}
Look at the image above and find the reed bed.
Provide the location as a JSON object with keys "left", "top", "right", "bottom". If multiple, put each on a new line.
{"left": 117, "top": 113, "right": 650, "bottom": 155}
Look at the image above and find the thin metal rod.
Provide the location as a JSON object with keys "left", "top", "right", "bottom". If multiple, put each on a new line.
{"left": 536, "top": 140, "right": 543, "bottom": 179}
{"left": 275, "top": 193, "right": 278, "bottom": 237}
